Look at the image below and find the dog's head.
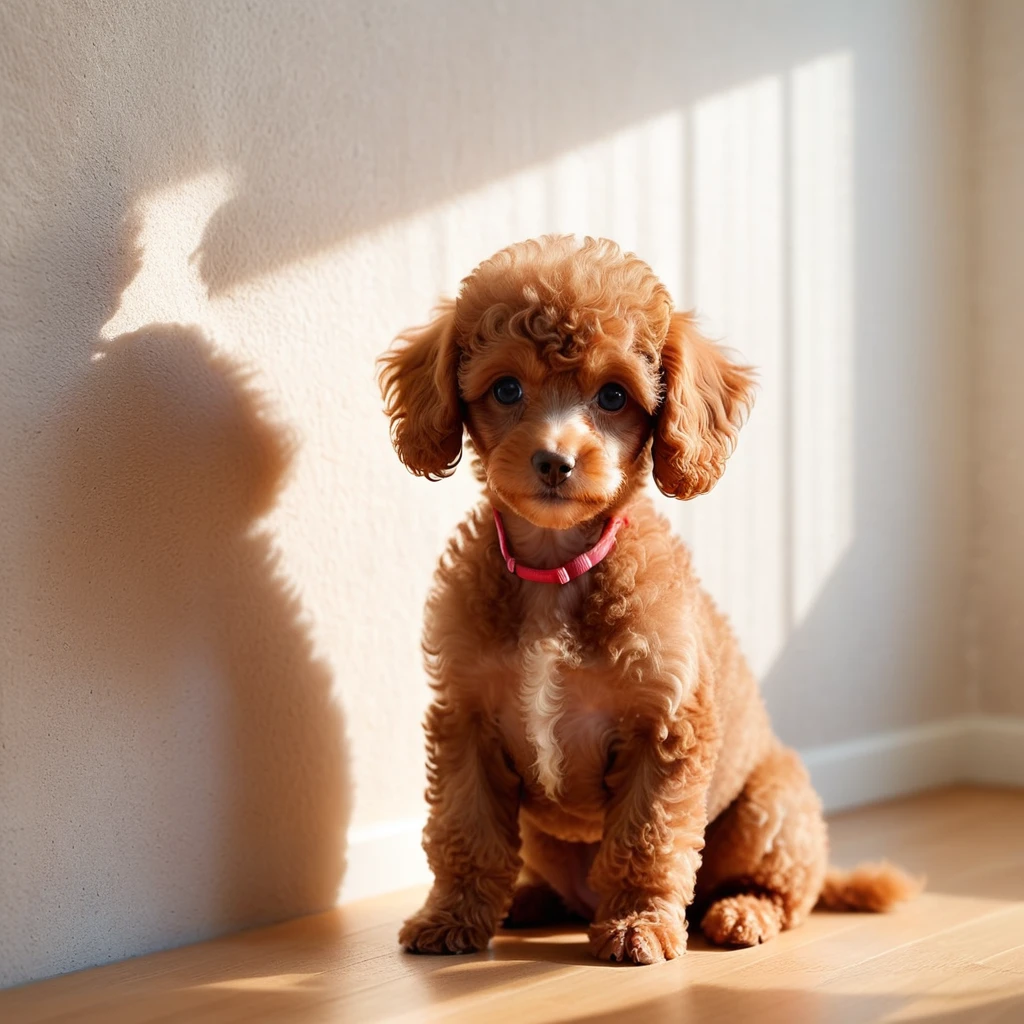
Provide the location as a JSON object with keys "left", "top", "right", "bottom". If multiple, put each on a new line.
{"left": 379, "top": 235, "right": 755, "bottom": 529}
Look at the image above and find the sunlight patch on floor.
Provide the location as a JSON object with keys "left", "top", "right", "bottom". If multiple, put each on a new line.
{"left": 201, "top": 972, "right": 321, "bottom": 992}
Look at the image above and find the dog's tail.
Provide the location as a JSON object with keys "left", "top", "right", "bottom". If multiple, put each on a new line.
{"left": 816, "top": 861, "right": 924, "bottom": 912}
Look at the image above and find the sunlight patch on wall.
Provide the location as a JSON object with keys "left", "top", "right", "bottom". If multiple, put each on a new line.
{"left": 100, "top": 170, "right": 234, "bottom": 341}
{"left": 406, "top": 110, "right": 687, "bottom": 301}
{"left": 790, "top": 52, "right": 855, "bottom": 623}
{"left": 675, "top": 75, "right": 787, "bottom": 679}
{"left": 649, "top": 53, "right": 854, "bottom": 679}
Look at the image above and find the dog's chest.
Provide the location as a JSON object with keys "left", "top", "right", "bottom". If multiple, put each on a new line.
{"left": 498, "top": 644, "right": 622, "bottom": 806}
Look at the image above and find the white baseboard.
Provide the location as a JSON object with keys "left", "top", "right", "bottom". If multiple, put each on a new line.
{"left": 800, "top": 718, "right": 969, "bottom": 813}
{"left": 801, "top": 714, "right": 1024, "bottom": 814}
{"left": 338, "top": 816, "right": 428, "bottom": 904}
{"left": 961, "top": 714, "right": 1024, "bottom": 788}
{"left": 338, "top": 714, "right": 1024, "bottom": 902}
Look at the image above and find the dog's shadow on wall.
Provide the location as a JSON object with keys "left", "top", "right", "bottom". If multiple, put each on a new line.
{"left": 35, "top": 318, "right": 350, "bottom": 933}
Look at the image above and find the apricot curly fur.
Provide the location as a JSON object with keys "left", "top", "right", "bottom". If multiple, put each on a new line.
{"left": 381, "top": 235, "right": 920, "bottom": 965}
{"left": 377, "top": 299, "right": 463, "bottom": 480}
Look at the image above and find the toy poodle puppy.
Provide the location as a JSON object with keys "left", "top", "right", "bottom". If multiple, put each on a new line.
{"left": 379, "top": 235, "right": 919, "bottom": 965}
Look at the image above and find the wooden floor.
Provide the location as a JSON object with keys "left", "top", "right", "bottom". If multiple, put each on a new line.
{"left": 4, "top": 787, "right": 1024, "bottom": 1024}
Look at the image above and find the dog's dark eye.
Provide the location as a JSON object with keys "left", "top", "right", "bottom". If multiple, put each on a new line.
{"left": 597, "top": 383, "right": 627, "bottom": 412}
{"left": 493, "top": 377, "right": 523, "bottom": 405}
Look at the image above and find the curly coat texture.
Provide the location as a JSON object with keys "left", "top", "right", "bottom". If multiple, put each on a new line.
{"left": 379, "top": 235, "right": 921, "bottom": 965}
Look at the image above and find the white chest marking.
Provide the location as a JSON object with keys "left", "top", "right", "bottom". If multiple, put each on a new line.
{"left": 520, "top": 636, "right": 569, "bottom": 800}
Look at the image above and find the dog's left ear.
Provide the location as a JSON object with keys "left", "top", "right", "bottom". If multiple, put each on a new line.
{"left": 652, "top": 312, "right": 757, "bottom": 500}
{"left": 378, "top": 299, "right": 463, "bottom": 480}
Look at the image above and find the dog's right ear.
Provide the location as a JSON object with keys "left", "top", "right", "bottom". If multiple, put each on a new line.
{"left": 378, "top": 299, "right": 463, "bottom": 479}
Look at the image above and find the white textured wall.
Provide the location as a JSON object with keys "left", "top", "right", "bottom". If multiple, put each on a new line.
{"left": 973, "top": 0, "right": 1024, "bottom": 717}
{"left": 1, "top": 0, "right": 971, "bottom": 988}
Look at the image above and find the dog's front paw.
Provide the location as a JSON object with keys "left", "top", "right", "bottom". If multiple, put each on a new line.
{"left": 588, "top": 911, "right": 687, "bottom": 965}
{"left": 399, "top": 907, "right": 492, "bottom": 955}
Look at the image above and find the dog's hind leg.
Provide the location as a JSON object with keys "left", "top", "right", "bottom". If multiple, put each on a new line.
{"left": 694, "top": 745, "right": 828, "bottom": 947}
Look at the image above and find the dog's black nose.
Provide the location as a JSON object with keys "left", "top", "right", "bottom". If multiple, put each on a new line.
{"left": 532, "top": 450, "right": 575, "bottom": 487}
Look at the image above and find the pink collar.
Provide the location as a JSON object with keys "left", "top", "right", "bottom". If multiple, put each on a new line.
{"left": 492, "top": 508, "right": 627, "bottom": 585}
